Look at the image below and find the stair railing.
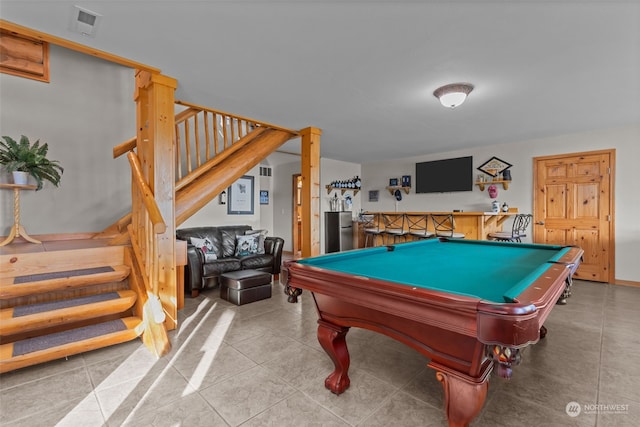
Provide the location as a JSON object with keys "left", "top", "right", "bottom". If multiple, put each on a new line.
{"left": 174, "top": 100, "right": 297, "bottom": 189}
{"left": 126, "top": 150, "right": 170, "bottom": 356}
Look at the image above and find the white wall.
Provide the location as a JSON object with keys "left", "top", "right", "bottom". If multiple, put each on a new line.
{"left": 179, "top": 165, "right": 264, "bottom": 230}
{"left": 361, "top": 124, "right": 640, "bottom": 282}
{"left": 0, "top": 45, "right": 135, "bottom": 235}
{"left": 320, "top": 158, "right": 361, "bottom": 254}
{"left": 271, "top": 160, "right": 298, "bottom": 252}
{"left": 268, "top": 156, "right": 361, "bottom": 254}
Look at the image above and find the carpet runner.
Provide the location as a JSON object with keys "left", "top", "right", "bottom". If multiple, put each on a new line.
{"left": 12, "top": 319, "right": 127, "bottom": 357}
{"left": 13, "top": 266, "right": 115, "bottom": 284}
{"left": 12, "top": 292, "right": 120, "bottom": 317}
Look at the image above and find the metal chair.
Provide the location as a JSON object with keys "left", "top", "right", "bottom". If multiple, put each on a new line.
{"left": 489, "top": 214, "right": 533, "bottom": 242}
{"left": 406, "top": 213, "right": 435, "bottom": 240}
{"left": 431, "top": 214, "right": 465, "bottom": 239}
{"left": 362, "top": 213, "right": 383, "bottom": 247}
{"left": 381, "top": 213, "right": 408, "bottom": 244}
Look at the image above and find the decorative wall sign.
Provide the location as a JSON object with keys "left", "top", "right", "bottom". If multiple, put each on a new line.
{"left": 228, "top": 175, "right": 254, "bottom": 215}
{"left": 477, "top": 157, "right": 512, "bottom": 177}
{"left": 259, "top": 190, "right": 269, "bottom": 205}
{"left": 369, "top": 190, "right": 379, "bottom": 202}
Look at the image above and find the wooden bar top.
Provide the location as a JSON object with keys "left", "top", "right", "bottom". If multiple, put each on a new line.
{"left": 354, "top": 211, "right": 519, "bottom": 245}
{"left": 367, "top": 211, "right": 517, "bottom": 216}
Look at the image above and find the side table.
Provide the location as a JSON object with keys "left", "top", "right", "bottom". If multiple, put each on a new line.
{"left": 0, "top": 183, "right": 40, "bottom": 246}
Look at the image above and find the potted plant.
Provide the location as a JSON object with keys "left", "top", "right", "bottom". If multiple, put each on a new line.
{"left": 0, "top": 135, "right": 63, "bottom": 190}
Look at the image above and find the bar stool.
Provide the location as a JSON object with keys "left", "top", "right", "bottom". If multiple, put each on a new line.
{"left": 381, "top": 213, "right": 408, "bottom": 244}
{"left": 489, "top": 214, "right": 533, "bottom": 242}
{"left": 431, "top": 214, "right": 465, "bottom": 239}
{"left": 406, "top": 213, "right": 435, "bottom": 240}
{"left": 362, "top": 213, "right": 383, "bottom": 247}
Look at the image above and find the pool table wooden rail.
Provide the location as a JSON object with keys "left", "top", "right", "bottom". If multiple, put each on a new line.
{"left": 286, "top": 252, "right": 575, "bottom": 366}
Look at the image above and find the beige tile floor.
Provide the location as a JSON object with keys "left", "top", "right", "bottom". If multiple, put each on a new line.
{"left": 1, "top": 279, "right": 638, "bottom": 426}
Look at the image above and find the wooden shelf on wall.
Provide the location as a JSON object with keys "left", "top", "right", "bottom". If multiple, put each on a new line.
{"left": 326, "top": 185, "right": 359, "bottom": 195}
{"left": 386, "top": 186, "right": 411, "bottom": 195}
{"left": 475, "top": 180, "right": 510, "bottom": 191}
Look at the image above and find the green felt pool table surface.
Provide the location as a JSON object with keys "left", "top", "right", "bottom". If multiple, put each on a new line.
{"left": 298, "top": 238, "right": 573, "bottom": 304}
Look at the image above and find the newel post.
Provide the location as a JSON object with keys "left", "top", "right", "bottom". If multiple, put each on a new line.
{"left": 300, "top": 127, "right": 322, "bottom": 257}
{"left": 134, "top": 70, "right": 179, "bottom": 330}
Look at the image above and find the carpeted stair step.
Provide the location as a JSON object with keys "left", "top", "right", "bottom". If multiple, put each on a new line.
{"left": 0, "top": 265, "right": 130, "bottom": 300}
{"left": 0, "top": 290, "right": 138, "bottom": 337}
{"left": 0, "top": 316, "right": 142, "bottom": 374}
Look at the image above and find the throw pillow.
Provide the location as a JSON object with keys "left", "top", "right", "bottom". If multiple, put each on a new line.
{"left": 244, "top": 229, "right": 268, "bottom": 254}
{"left": 235, "top": 234, "right": 261, "bottom": 256}
{"left": 220, "top": 229, "right": 237, "bottom": 258}
{"left": 190, "top": 237, "right": 218, "bottom": 262}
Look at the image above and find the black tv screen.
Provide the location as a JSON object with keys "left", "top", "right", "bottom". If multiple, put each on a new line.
{"left": 415, "top": 156, "right": 473, "bottom": 193}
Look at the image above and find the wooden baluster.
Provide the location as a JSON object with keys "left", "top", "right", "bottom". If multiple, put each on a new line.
{"left": 194, "top": 112, "right": 201, "bottom": 167}
{"left": 236, "top": 118, "right": 242, "bottom": 141}
{"left": 230, "top": 117, "right": 236, "bottom": 144}
{"left": 222, "top": 115, "right": 229, "bottom": 149}
{"left": 174, "top": 123, "right": 182, "bottom": 180}
{"left": 184, "top": 118, "right": 192, "bottom": 173}
{"left": 204, "top": 110, "right": 211, "bottom": 161}
{"left": 213, "top": 112, "right": 220, "bottom": 156}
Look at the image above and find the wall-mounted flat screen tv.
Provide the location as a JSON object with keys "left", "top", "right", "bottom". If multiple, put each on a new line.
{"left": 415, "top": 156, "right": 473, "bottom": 193}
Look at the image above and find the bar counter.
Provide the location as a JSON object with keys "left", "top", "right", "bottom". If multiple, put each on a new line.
{"left": 353, "top": 211, "right": 517, "bottom": 248}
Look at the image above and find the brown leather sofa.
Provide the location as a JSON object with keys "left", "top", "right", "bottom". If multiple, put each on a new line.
{"left": 176, "top": 225, "right": 284, "bottom": 297}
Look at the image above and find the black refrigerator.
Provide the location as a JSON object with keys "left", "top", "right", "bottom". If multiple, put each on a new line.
{"left": 324, "top": 211, "right": 353, "bottom": 253}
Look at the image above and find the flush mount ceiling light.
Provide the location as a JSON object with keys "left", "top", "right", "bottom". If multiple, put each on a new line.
{"left": 433, "top": 83, "right": 474, "bottom": 109}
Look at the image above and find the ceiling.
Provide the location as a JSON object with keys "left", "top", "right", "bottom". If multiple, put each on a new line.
{"left": 2, "top": 1, "right": 639, "bottom": 164}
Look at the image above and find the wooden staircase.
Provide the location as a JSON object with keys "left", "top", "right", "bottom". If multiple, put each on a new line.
{"left": 0, "top": 72, "right": 313, "bottom": 374}
{"left": 0, "top": 244, "right": 143, "bottom": 373}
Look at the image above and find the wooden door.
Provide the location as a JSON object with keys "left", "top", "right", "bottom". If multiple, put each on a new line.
{"left": 533, "top": 149, "right": 615, "bottom": 282}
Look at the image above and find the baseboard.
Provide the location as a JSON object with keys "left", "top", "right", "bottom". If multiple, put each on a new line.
{"left": 613, "top": 279, "right": 640, "bottom": 287}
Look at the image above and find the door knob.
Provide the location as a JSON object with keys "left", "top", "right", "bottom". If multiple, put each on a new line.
{"left": 535, "top": 221, "right": 545, "bottom": 225}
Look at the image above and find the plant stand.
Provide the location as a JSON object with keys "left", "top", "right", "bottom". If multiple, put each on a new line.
{"left": 0, "top": 183, "right": 40, "bottom": 246}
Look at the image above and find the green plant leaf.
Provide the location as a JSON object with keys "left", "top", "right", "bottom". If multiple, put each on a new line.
{"left": 0, "top": 135, "right": 63, "bottom": 190}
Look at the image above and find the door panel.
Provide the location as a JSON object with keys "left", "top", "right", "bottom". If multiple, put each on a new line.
{"left": 545, "top": 184, "right": 568, "bottom": 218}
{"left": 534, "top": 150, "right": 614, "bottom": 283}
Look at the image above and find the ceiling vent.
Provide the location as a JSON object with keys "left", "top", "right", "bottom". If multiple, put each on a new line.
{"left": 69, "top": 6, "right": 102, "bottom": 37}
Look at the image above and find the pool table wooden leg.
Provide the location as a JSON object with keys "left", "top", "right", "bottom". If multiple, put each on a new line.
{"left": 317, "top": 319, "right": 351, "bottom": 395}
{"left": 431, "top": 363, "right": 489, "bottom": 427}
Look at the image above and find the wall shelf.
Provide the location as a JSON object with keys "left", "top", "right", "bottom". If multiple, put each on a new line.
{"left": 386, "top": 185, "right": 411, "bottom": 195}
{"left": 475, "top": 180, "right": 510, "bottom": 191}
{"left": 326, "top": 185, "right": 359, "bottom": 195}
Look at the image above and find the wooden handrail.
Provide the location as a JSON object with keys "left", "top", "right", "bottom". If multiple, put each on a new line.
{"left": 174, "top": 101, "right": 300, "bottom": 184}
{"left": 113, "top": 137, "right": 137, "bottom": 159}
{"left": 127, "top": 152, "right": 166, "bottom": 234}
{"left": 175, "top": 100, "right": 299, "bottom": 134}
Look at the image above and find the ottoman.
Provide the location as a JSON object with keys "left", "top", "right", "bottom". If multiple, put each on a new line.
{"left": 220, "top": 269, "right": 272, "bottom": 305}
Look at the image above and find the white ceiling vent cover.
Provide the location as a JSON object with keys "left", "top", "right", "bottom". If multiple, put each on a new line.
{"left": 69, "top": 6, "right": 102, "bottom": 37}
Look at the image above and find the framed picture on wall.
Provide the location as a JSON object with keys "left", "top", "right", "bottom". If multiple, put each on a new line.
{"left": 260, "top": 190, "right": 269, "bottom": 205}
{"left": 369, "top": 190, "right": 379, "bottom": 202}
{"left": 228, "top": 175, "right": 254, "bottom": 215}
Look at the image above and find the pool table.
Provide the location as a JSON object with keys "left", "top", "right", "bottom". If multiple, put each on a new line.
{"left": 284, "top": 238, "right": 583, "bottom": 427}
